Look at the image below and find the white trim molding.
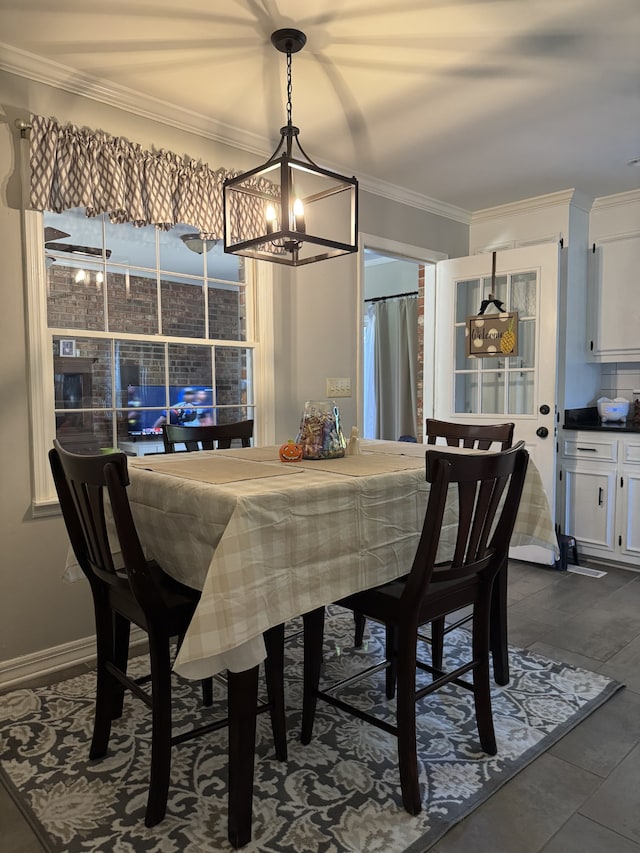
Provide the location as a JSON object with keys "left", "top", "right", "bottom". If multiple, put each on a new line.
{"left": 0, "top": 629, "right": 147, "bottom": 689}
{"left": 591, "top": 188, "right": 640, "bottom": 211}
{"left": 471, "top": 189, "right": 593, "bottom": 223}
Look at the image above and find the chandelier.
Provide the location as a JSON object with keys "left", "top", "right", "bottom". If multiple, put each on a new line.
{"left": 223, "top": 28, "right": 359, "bottom": 267}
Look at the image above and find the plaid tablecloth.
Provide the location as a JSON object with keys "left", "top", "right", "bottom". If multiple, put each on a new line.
{"left": 125, "top": 441, "right": 558, "bottom": 679}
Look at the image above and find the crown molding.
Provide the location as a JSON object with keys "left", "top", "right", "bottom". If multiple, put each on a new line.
{"left": 0, "top": 41, "right": 273, "bottom": 158}
{"left": 591, "top": 188, "right": 640, "bottom": 210}
{"left": 0, "top": 41, "right": 471, "bottom": 226}
{"left": 357, "top": 174, "right": 470, "bottom": 223}
{"left": 471, "top": 189, "right": 594, "bottom": 223}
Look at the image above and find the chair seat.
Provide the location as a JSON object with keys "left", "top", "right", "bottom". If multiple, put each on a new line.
{"left": 106, "top": 559, "right": 200, "bottom": 631}
{"left": 340, "top": 572, "right": 479, "bottom": 629}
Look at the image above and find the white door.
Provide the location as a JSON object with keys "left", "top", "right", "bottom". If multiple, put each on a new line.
{"left": 433, "top": 243, "right": 560, "bottom": 565}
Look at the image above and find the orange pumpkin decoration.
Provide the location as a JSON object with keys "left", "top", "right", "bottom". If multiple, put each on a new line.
{"left": 279, "top": 440, "right": 303, "bottom": 462}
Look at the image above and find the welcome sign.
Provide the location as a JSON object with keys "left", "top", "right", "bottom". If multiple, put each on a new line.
{"left": 466, "top": 311, "right": 518, "bottom": 358}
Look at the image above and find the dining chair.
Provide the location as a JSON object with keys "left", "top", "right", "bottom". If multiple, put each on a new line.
{"left": 301, "top": 441, "right": 529, "bottom": 815}
{"left": 162, "top": 420, "right": 254, "bottom": 453}
{"left": 425, "top": 419, "right": 515, "bottom": 678}
{"left": 354, "top": 420, "right": 515, "bottom": 657}
{"left": 49, "top": 439, "right": 286, "bottom": 830}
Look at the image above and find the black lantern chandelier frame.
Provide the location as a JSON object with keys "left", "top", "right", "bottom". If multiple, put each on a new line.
{"left": 223, "top": 28, "right": 359, "bottom": 267}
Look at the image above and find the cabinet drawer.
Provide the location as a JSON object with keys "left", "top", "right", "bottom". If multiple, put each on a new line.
{"left": 622, "top": 438, "right": 640, "bottom": 466}
{"left": 562, "top": 436, "right": 618, "bottom": 462}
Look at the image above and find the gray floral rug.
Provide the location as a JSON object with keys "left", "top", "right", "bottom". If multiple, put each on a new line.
{"left": 0, "top": 609, "right": 622, "bottom": 852}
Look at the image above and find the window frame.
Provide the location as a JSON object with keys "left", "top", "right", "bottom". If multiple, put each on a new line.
{"left": 24, "top": 208, "right": 275, "bottom": 516}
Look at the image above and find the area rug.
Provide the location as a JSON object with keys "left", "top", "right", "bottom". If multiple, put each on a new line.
{"left": 0, "top": 609, "right": 622, "bottom": 853}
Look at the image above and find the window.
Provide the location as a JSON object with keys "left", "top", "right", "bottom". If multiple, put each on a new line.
{"left": 452, "top": 271, "right": 537, "bottom": 416}
{"left": 26, "top": 208, "right": 275, "bottom": 514}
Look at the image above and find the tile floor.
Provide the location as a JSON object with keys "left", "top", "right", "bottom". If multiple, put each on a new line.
{"left": 2, "top": 560, "right": 640, "bottom": 852}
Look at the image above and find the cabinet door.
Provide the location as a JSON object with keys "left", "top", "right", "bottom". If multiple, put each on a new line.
{"left": 563, "top": 466, "right": 616, "bottom": 552}
{"left": 620, "top": 471, "right": 640, "bottom": 557}
{"left": 620, "top": 438, "right": 640, "bottom": 557}
{"left": 591, "top": 234, "right": 640, "bottom": 359}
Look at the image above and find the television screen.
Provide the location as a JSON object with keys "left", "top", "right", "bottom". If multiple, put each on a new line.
{"left": 126, "top": 385, "right": 213, "bottom": 436}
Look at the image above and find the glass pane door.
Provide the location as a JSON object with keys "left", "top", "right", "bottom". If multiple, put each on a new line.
{"left": 453, "top": 271, "right": 537, "bottom": 415}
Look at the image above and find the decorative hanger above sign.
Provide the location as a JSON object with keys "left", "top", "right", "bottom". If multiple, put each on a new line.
{"left": 465, "top": 251, "right": 518, "bottom": 358}
{"left": 478, "top": 293, "right": 506, "bottom": 315}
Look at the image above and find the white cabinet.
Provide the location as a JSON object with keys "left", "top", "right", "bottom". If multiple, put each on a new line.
{"left": 562, "top": 435, "right": 617, "bottom": 557}
{"left": 561, "top": 431, "right": 640, "bottom": 568}
{"left": 588, "top": 191, "right": 640, "bottom": 362}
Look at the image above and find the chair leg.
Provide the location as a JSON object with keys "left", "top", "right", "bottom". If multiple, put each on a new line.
{"left": 227, "top": 665, "right": 259, "bottom": 850}
{"left": 353, "top": 611, "right": 366, "bottom": 648}
{"left": 201, "top": 678, "right": 214, "bottom": 707}
{"left": 489, "top": 558, "right": 509, "bottom": 686}
{"left": 89, "top": 600, "right": 116, "bottom": 760}
{"left": 111, "top": 612, "right": 130, "bottom": 720}
{"left": 431, "top": 616, "right": 445, "bottom": 671}
{"left": 472, "top": 594, "right": 497, "bottom": 756}
{"left": 396, "top": 628, "right": 421, "bottom": 815}
{"left": 263, "top": 623, "right": 288, "bottom": 761}
{"left": 385, "top": 623, "right": 398, "bottom": 700}
{"left": 144, "top": 632, "right": 173, "bottom": 827}
{"left": 301, "top": 607, "right": 325, "bottom": 745}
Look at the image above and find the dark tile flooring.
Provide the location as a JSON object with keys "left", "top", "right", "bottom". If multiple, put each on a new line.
{"left": 2, "top": 561, "right": 640, "bottom": 852}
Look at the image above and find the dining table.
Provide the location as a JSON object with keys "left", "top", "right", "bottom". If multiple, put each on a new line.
{"left": 117, "top": 438, "right": 558, "bottom": 847}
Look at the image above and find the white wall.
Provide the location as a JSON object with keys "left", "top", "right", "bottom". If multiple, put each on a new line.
{"left": 600, "top": 365, "right": 640, "bottom": 403}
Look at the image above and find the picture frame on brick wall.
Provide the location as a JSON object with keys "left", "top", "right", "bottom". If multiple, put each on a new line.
{"left": 59, "top": 339, "right": 76, "bottom": 357}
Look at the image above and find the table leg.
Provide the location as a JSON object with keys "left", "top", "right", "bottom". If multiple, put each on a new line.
{"left": 227, "top": 665, "right": 259, "bottom": 849}
{"left": 490, "top": 558, "right": 509, "bottom": 685}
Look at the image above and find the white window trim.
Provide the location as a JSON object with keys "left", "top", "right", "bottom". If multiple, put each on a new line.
{"left": 24, "top": 208, "right": 275, "bottom": 517}
{"left": 25, "top": 209, "right": 58, "bottom": 516}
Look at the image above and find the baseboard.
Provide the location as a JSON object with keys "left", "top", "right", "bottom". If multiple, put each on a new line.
{"left": 576, "top": 554, "right": 640, "bottom": 575}
{"left": 0, "top": 629, "right": 147, "bottom": 690}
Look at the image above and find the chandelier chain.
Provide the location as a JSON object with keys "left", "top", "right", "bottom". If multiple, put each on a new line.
{"left": 286, "top": 48, "right": 293, "bottom": 126}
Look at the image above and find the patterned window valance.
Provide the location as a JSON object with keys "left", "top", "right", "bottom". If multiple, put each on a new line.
{"left": 29, "top": 114, "right": 278, "bottom": 241}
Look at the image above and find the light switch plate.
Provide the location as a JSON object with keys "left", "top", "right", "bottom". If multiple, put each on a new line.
{"left": 326, "top": 377, "right": 351, "bottom": 397}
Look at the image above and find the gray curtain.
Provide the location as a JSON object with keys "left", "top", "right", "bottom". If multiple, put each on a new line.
{"left": 374, "top": 295, "right": 418, "bottom": 440}
{"left": 29, "top": 114, "right": 278, "bottom": 240}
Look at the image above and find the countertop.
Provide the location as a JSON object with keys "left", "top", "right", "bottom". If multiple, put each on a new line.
{"left": 563, "top": 406, "right": 640, "bottom": 433}
{"left": 563, "top": 422, "right": 640, "bottom": 433}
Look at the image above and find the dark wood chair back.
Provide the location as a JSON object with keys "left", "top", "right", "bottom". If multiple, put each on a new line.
{"left": 50, "top": 440, "right": 165, "bottom": 613}
{"left": 423, "top": 419, "right": 516, "bottom": 675}
{"left": 405, "top": 441, "right": 528, "bottom": 608}
{"left": 162, "top": 420, "right": 254, "bottom": 453}
{"left": 49, "top": 442, "right": 131, "bottom": 589}
{"left": 353, "top": 419, "right": 515, "bottom": 652}
{"left": 425, "top": 418, "right": 514, "bottom": 451}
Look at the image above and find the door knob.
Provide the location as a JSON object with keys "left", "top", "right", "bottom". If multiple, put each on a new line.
{"left": 536, "top": 426, "right": 549, "bottom": 438}
{"left": 539, "top": 404, "right": 550, "bottom": 415}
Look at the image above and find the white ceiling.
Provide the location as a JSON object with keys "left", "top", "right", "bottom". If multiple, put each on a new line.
{"left": 1, "top": 0, "right": 639, "bottom": 214}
